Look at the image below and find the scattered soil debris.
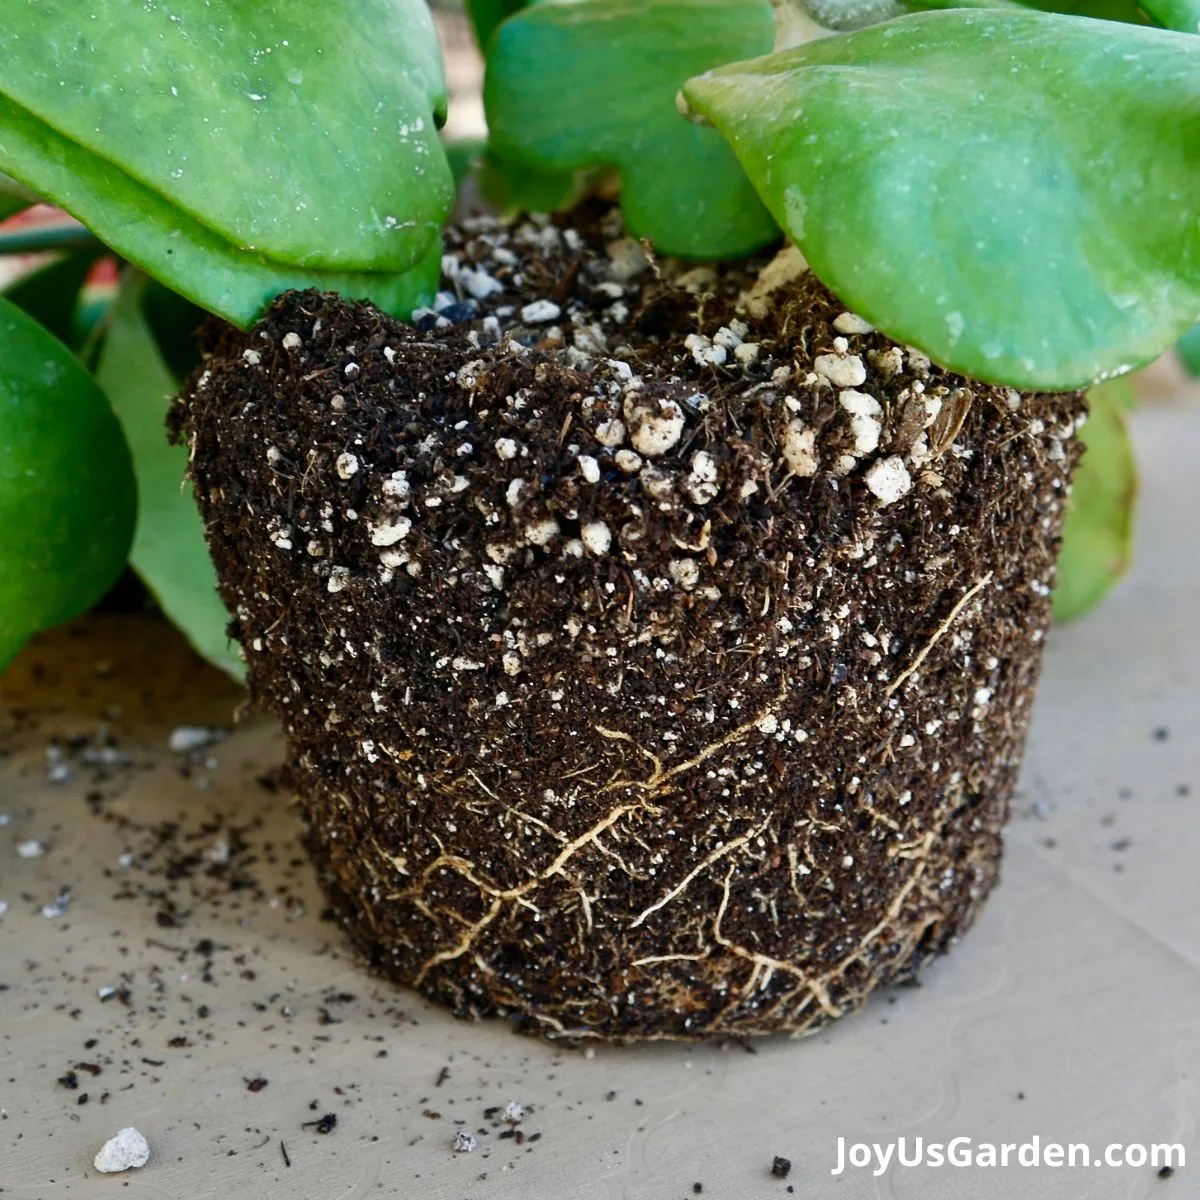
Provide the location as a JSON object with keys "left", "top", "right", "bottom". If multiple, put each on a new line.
{"left": 302, "top": 1112, "right": 338, "bottom": 1135}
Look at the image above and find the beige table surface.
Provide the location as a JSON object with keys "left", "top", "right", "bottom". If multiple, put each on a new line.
{"left": 2, "top": 378, "right": 1198, "bottom": 1200}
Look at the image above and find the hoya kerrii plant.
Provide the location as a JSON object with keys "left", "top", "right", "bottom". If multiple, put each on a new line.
{"left": 0, "top": 0, "right": 1197, "bottom": 1040}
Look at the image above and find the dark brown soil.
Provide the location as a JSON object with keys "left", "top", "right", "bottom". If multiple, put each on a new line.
{"left": 172, "top": 211, "right": 1085, "bottom": 1041}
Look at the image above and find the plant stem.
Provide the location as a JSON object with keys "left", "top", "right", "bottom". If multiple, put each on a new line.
{"left": 0, "top": 223, "right": 102, "bottom": 257}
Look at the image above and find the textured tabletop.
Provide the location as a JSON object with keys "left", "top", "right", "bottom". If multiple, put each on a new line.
{"left": 1, "top": 380, "right": 1198, "bottom": 1200}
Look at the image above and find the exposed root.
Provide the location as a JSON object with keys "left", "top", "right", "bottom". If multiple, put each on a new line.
{"left": 885, "top": 574, "right": 993, "bottom": 698}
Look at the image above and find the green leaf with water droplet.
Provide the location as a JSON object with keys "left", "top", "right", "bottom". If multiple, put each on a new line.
{"left": 0, "top": 297, "right": 136, "bottom": 670}
{"left": 95, "top": 272, "right": 244, "bottom": 681}
{"left": 485, "top": 0, "right": 781, "bottom": 259}
{"left": 0, "top": 0, "right": 451, "bottom": 325}
{"left": 1053, "top": 379, "right": 1138, "bottom": 622}
{"left": 683, "top": 10, "right": 1200, "bottom": 390}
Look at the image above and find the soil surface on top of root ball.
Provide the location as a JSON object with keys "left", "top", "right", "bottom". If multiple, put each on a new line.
{"left": 174, "top": 207, "right": 1085, "bottom": 1041}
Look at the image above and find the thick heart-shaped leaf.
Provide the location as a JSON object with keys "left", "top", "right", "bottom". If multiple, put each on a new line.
{"left": 0, "top": 296, "right": 136, "bottom": 670}
{"left": 684, "top": 10, "right": 1200, "bottom": 390}
{"left": 0, "top": 93, "right": 441, "bottom": 328}
{"left": 485, "top": 0, "right": 781, "bottom": 258}
{"left": 0, "top": 0, "right": 451, "bottom": 274}
{"left": 1179, "top": 323, "right": 1200, "bottom": 374}
{"left": 0, "top": 1, "right": 449, "bottom": 326}
{"left": 1053, "top": 379, "right": 1137, "bottom": 622}
{"left": 95, "top": 273, "right": 243, "bottom": 681}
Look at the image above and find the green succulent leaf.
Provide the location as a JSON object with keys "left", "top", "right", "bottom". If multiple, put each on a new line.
{"left": 2, "top": 248, "right": 103, "bottom": 348}
{"left": 1139, "top": 0, "right": 1200, "bottom": 31}
{"left": 96, "top": 272, "right": 244, "bottom": 681}
{"left": 0, "top": 296, "right": 136, "bottom": 670}
{"left": 0, "top": 0, "right": 451, "bottom": 326}
{"left": 1053, "top": 379, "right": 1138, "bottom": 622}
{"left": 1179, "top": 323, "right": 1200, "bottom": 374}
{"left": 485, "top": 0, "right": 781, "bottom": 259}
{"left": 479, "top": 152, "right": 601, "bottom": 218}
{"left": 683, "top": 10, "right": 1200, "bottom": 390}
{"left": 467, "top": 0, "right": 530, "bottom": 48}
{"left": 816, "top": 0, "right": 1149, "bottom": 30}
{"left": 444, "top": 139, "right": 489, "bottom": 190}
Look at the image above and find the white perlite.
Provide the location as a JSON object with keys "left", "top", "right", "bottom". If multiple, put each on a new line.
{"left": 368, "top": 515, "right": 412, "bottom": 547}
{"left": 686, "top": 449, "right": 720, "bottom": 504}
{"left": 577, "top": 454, "right": 601, "bottom": 484}
{"left": 683, "top": 333, "right": 727, "bottom": 367}
{"left": 581, "top": 519, "right": 612, "bottom": 556}
{"left": 494, "top": 437, "right": 519, "bottom": 460}
{"left": 94, "top": 1128, "right": 150, "bottom": 1173}
{"left": 781, "top": 420, "right": 818, "bottom": 478}
{"left": 669, "top": 558, "right": 700, "bottom": 590}
{"left": 814, "top": 346, "right": 867, "bottom": 388}
{"left": 460, "top": 266, "right": 504, "bottom": 300}
{"left": 524, "top": 518, "right": 560, "bottom": 547}
{"left": 839, "top": 390, "right": 883, "bottom": 456}
{"left": 453, "top": 1130, "right": 478, "bottom": 1153}
{"left": 335, "top": 452, "right": 359, "bottom": 480}
{"left": 833, "top": 312, "right": 874, "bottom": 335}
{"left": 594, "top": 418, "right": 626, "bottom": 448}
{"left": 457, "top": 359, "right": 486, "bottom": 390}
{"left": 864, "top": 456, "right": 913, "bottom": 505}
{"left": 167, "top": 726, "right": 224, "bottom": 753}
{"left": 281, "top": 331, "right": 302, "bottom": 350}
{"left": 521, "top": 299, "right": 561, "bottom": 324}
{"left": 624, "top": 395, "right": 685, "bottom": 457}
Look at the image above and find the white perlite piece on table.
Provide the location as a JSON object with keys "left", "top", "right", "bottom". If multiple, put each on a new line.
{"left": 94, "top": 1127, "right": 150, "bottom": 1173}
{"left": 167, "top": 727, "right": 225, "bottom": 754}
{"left": 452, "top": 1130, "right": 478, "bottom": 1153}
